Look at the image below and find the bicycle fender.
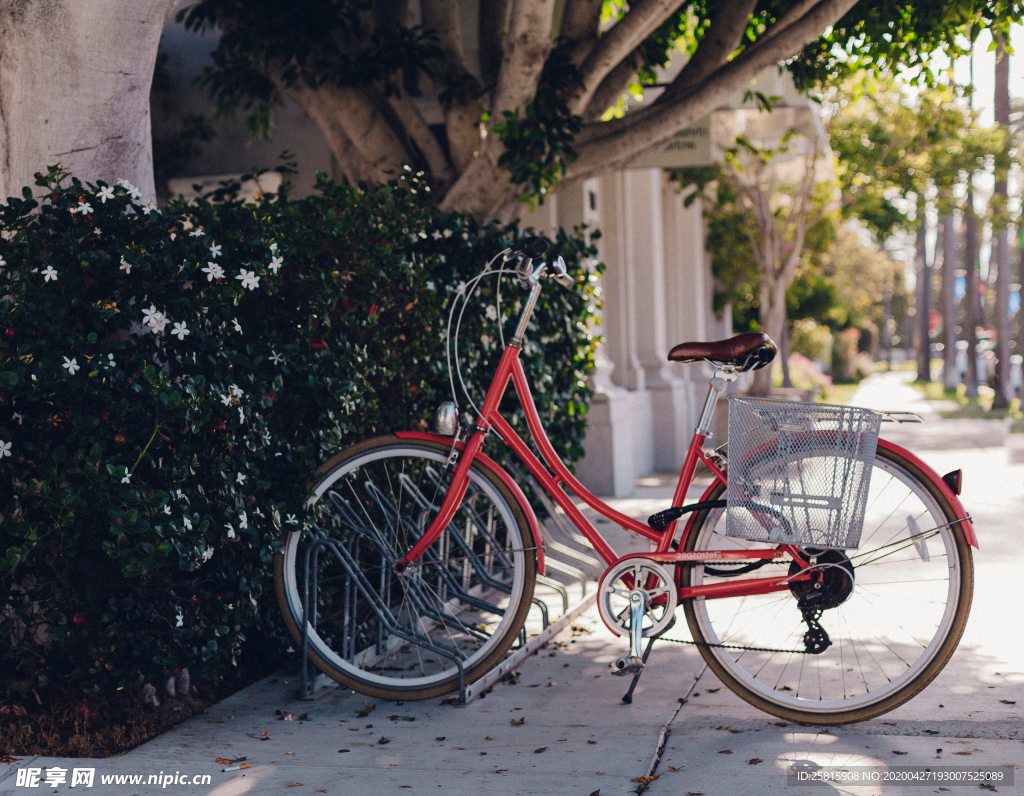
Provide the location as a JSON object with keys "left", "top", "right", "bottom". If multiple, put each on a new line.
{"left": 876, "top": 438, "right": 978, "bottom": 549}
{"left": 394, "top": 431, "right": 546, "bottom": 574}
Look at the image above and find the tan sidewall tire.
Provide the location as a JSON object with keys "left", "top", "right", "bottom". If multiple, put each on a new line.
{"left": 681, "top": 445, "right": 974, "bottom": 725}
{"left": 273, "top": 435, "right": 537, "bottom": 701}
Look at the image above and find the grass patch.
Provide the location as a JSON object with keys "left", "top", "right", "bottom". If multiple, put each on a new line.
{"left": 825, "top": 383, "right": 860, "bottom": 405}
{"left": 909, "top": 381, "right": 1022, "bottom": 420}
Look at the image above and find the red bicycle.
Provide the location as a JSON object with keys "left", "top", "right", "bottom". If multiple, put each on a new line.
{"left": 275, "top": 237, "right": 976, "bottom": 724}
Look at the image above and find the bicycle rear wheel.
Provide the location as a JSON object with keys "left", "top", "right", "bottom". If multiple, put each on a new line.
{"left": 681, "top": 444, "right": 973, "bottom": 724}
{"left": 274, "top": 436, "right": 537, "bottom": 700}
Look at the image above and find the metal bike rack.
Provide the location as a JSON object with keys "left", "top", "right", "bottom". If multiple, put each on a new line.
{"left": 296, "top": 470, "right": 602, "bottom": 704}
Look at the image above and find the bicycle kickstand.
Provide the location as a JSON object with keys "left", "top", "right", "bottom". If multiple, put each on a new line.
{"left": 621, "top": 617, "right": 676, "bottom": 705}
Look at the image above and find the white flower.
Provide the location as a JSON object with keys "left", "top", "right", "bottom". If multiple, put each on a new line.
{"left": 171, "top": 321, "right": 190, "bottom": 340}
{"left": 75, "top": 201, "right": 94, "bottom": 215}
{"left": 209, "top": 243, "right": 222, "bottom": 258}
{"left": 97, "top": 186, "right": 115, "bottom": 203}
{"left": 202, "top": 262, "right": 225, "bottom": 281}
{"left": 201, "top": 547, "right": 214, "bottom": 562}
{"left": 163, "top": 505, "right": 172, "bottom": 515}
{"left": 142, "top": 304, "right": 166, "bottom": 330}
{"left": 121, "top": 470, "right": 132, "bottom": 484}
{"left": 175, "top": 609, "right": 184, "bottom": 628}
{"left": 141, "top": 201, "right": 159, "bottom": 215}
{"left": 183, "top": 515, "right": 193, "bottom": 530}
{"left": 0, "top": 440, "right": 11, "bottom": 458}
{"left": 0, "top": 256, "right": 6, "bottom": 267}
{"left": 237, "top": 406, "right": 245, "bottom": 424}
{"left": 220, "top": 393, "right": 232, "bottom": 406}
{"left": 94, "top": 228, "right": 102, "bottom": 236}
{"left": 286, "top": 514, "right": 299, "bottom": 526}
{"left": 431, "top": 230, "right": 442, "bottom": 240}
{"left": 426, "top": 280, "right": 436, "bottom": 291}
{"left": 232, "top": 317, "right": 242, "bottom": 333}
{"left": 105, "top": 353, "right": 115, "bottom": 368}
{"left": 119, "top": 257, "right": 132, "bottom": 274}
{"left": 236, "top": 473, "right": 247, "bottom": 484}
{"left": 189, "top": 228, "right": 204, "bottom": 237}
{"left": 443, "top": 228, "right": 453, "bottom": 238}
{"left": 485, "top": 305, "right": 498, "bottom": 321}
{"left": 225, "top": 523, "right": 236, "bottom": 540}
{"left": 270, "top": 349, "right": 285, "bottom": 365}
{"left": 229, "top": 384, "right": 244, "bottom": 397}
{"left": 269, "top": 242, "right": 278, "bottom": 252}
{"left": 41, "top": 266, "right": 58, "bottom": 282}
{"left": 236, "top": 269, "right": 260, "bottom": 291}
{"left": 268, "top": 256, "right": 283, "bottom": 274}
{"left": 62, "top": 357, "right": 80, "bottom": 375}
{"left": 238, "top": 511, "right": 248, "bottom": 530}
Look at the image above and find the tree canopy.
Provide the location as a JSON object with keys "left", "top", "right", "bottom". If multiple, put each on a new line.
{"left": 177, "top": 0, "right": 1024, "bottom": 217}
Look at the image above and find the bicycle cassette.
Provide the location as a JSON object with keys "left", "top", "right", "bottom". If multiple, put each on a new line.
{"left": 597, "top": 557, "right": 678, "bottom": 639}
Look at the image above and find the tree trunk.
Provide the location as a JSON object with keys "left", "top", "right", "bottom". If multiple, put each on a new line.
{"left": 916, "top": 219, "right": 932, "bottom": 382}
{"left": 992, "top": 33, "right": 1011, "bottom": 409}
{"left": 941, "top": 214, "right": 958, "bottom": 390}
{"left": 751, "top": 280, "right": 786, "bottom": 395}
{"left": 963, "top": 186, "right": 980, "bottom": 398}
{"left": 0, "top": 0, "right": 178, "bottom": 203}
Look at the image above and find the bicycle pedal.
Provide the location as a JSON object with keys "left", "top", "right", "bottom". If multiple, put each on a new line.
{"left": 610, "top": 656, "right": 645, "bottom": 677}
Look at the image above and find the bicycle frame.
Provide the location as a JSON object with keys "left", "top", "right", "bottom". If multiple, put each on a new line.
{"left": 394, "top": 343, "right": 823, "bottom": 601}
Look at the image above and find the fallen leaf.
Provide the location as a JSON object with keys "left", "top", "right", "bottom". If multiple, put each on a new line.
{"left": 400, "top": 787, "right": 411, "bottom": 790}
{"left": 718, "top": 750, "right": 732, "bottom": 754}
{"left": 729, "top": 729, "right": 744, "bottom": 734}
{"left": 285, "top": 751, "right": 294, "bottom": 756}
{"left": 348, "top": 727, "right": 358, "bottom": 731}
{"left": 587, "top": 739, "right": 597, "bottom": 745}
{"left": 631, "top": 775, "right": 659, "bottom": 784}
{"left": 779, "top": 686, "right": 792, "bottom": 691}
{"left": 215, "top": 757, "right": 239, "bottom": 765}
{"left": 589, "top": 790, "right": 600, "bottom": 796}
{"left": 452, "top": 747, "right": 466, "bottom": 750}
{"left": 924, "top": 730, "right": 940, "bottom": 734}
{"left": 13, "top": 706, "right": 27, "bottom": 717}
{"left": 284, "top": 784, "right": 304, "bottom": 789}
{"left": 999, "top": 700, "right": 1016, "bottom": 705}
{"left": 279, "top": 714, "right": 298, "bottom": 721}
{"left": 378, "top": 737, "right": 390, "bottom": 745}
{"left": 747, "top": 758, "right": 763, "bottom": 765}
{"left": 246, "top": 731, "right": 271, "bottom": 741}
{"left": 338, "top": 749, "right": 349, "bottom": 753}
{"left": 715, "top": 725, "right": 732, "bottom": 731}
{"left": 534, "top": 747, "right": 547, "bottom": 754}
{"left": 207, "top": 719, "right": 224, "bottom": 724}
{"left": 773, "top": 722, "right": 789, "bottom": 727}
{"left": 892, "top": 751, "right": 908, "bottom": 755}
{"left": 511, "top": 717, "right": 525, "bottom": 726}
{"left": 667, "top": 765, "right": 681, "bottom": 772}
{"left": 706, "top": 688, "right": 720, "bottom": 693}
{"left": 547, "top": 682, "right": 557, "bottom": 687}
{"left": 685, "top": 792, "right": 705, "bottom": 795}
{"left": 435, "top": 736, "right": 445, "bottom": 741}
{"left": 0, "top": 756, "right": 21, "bottom": 763}
{"left": 401, "top": 716, "right": 415, "bottom": 721}
{"left": 356, "top": 700, "right": 376, "bottom": 718}
{"left": 485, "top": 736, "right": 493, "bottom": 741}
{"left": 317, "top": 791, "right": 327, "bottom": 793}
{"left": 939, "top": 789, "right": 950, "bottom": 792}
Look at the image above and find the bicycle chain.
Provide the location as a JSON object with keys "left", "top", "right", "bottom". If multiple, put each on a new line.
{"left": 656, "top": 636, "right": 820, "bottom": 655}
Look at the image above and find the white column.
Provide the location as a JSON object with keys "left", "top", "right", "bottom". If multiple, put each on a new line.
{"left": 565, "top": 177, "right": 638, "bottom": 497}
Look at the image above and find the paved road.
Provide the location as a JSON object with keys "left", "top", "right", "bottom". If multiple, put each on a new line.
{"left": 1, "top": 372, "right": 1020, "bottom": 795}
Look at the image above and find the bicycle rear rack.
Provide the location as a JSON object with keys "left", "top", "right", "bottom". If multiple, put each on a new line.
{"left": 297, "top": 468, "right": 600, "bottom": 704}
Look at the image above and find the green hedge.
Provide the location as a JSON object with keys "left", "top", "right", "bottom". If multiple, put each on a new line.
{"left": 0, "top": 166, "right": 602, "bottom": 694}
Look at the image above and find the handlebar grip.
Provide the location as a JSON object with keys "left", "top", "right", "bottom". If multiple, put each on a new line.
{"left": 512, "top": 236, "right": 549, "bottom": 259}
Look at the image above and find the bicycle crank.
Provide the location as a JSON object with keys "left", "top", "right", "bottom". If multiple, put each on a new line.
{"left": 597, "top": 557, "right": 678, "bottom": 676}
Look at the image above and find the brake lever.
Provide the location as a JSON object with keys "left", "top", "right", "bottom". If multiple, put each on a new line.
{"left": 551, "top": 255, "right": 573, "bottom": 289}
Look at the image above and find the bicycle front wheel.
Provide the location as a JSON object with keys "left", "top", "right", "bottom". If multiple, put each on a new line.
{"left": 274, "top": 436, "right": 537, "bottom": 700}
{"left": 681, "top": 444, "right": 973, "bottom": 724}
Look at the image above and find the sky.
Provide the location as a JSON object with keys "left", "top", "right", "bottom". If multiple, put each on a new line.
{"left": 947, "top": 23, "right": 1024, "bottom": 126}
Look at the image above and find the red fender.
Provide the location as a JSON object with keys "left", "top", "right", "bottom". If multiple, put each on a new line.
{"left": 877, "top": 438, "right": 978, "bottom": 548}
{"left": 395, "top": 431, "right": 545, "bottom": 574}
{"left": 679, "top": 439, "right": 978, "bottom": 550}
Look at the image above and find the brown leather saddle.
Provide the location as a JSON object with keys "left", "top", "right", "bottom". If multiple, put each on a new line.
{"left": 667, "top": 332, "right": 777, "bottom": 372}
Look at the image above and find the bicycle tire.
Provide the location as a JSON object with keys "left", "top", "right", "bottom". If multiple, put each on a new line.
{"left": 680, "top": 443, "right": 974, "bottom": 724}
{"left": 274, "top": 435, "right": 537, "bottom": 700}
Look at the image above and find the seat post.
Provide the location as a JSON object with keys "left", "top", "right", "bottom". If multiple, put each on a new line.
{"left": 695, "top": 367, "right": 738, "bottom": 438}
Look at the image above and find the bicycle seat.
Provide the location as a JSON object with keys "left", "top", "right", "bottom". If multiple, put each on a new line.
{"left": 668, "top": 332, "right": 777, "bottom": 371}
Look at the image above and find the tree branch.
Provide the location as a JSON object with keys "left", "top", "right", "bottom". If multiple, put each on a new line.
{"left": 566, "top": 0, "right": 860, "bottom": 181}
{"left": 657, "top": 0, "right": 759, "bottom": 104}
{"left": 561, "top": 0, "right": 606, "bottom": 64}
{"left": 582, "top": 59, "right": 638, "bottom": 122}
{"left": 422, "top": 0, "right": 485, "bottom": 174}
{"left": 571, "top": 0, "right": 684, "bottom": 115}
{"left": 385, "top": 93, "right": 457, "bottom": 188}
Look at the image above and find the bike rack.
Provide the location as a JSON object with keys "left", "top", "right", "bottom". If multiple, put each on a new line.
{"left": 297, "top": 471, "right": 601, "bottom": 704}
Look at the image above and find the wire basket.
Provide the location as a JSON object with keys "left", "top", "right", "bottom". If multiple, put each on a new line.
{"left": 725, "top": 397, "right": 881, "bottom": 549}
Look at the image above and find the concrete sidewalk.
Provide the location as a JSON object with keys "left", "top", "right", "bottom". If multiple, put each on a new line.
{"left": 2, "top": 371, "right": 1021, "bottom": 795}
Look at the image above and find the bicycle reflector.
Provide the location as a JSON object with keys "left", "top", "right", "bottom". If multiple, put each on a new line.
{"left": 434, "top": 402, "right": 457, "bottom": 436}
{"left": 942, "top": 469, "right": 962, "bottom": 495}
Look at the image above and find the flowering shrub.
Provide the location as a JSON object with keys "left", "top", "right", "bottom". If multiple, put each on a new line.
{"left": 0, "top": 166, "right": 601, "bottom": 693}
